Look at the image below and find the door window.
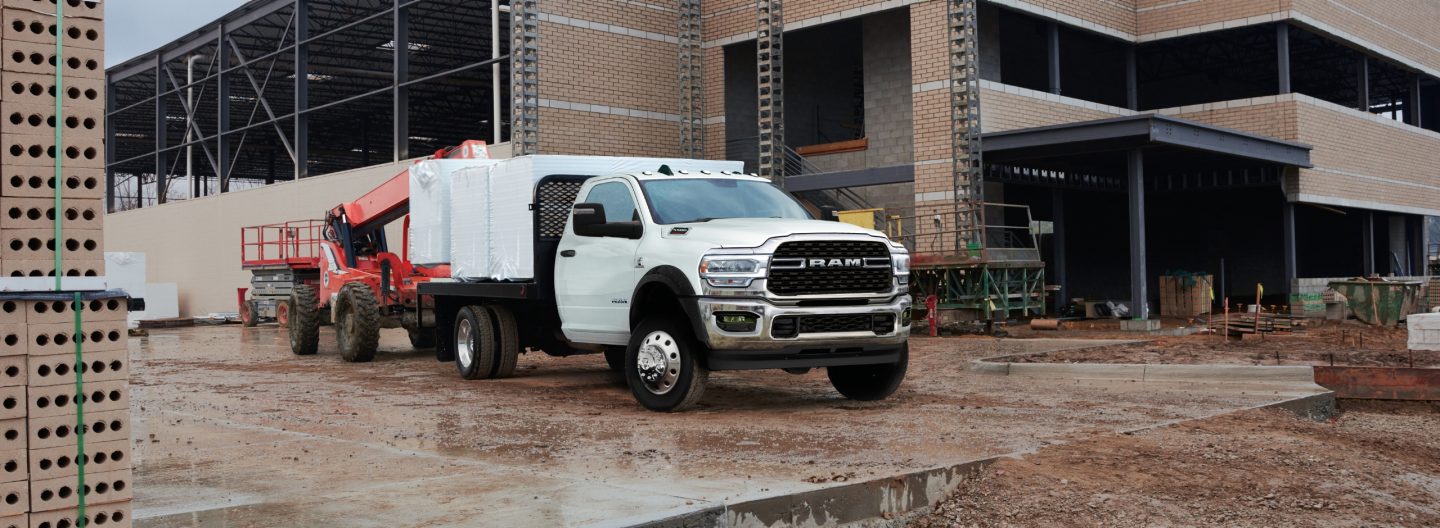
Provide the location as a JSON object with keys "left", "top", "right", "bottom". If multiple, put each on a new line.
{"left": 584, "top": 181, "right": 639, "bottom": 223}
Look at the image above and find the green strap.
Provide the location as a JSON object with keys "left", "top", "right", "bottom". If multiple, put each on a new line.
{"left": 53, "top": 3, "right": 84, "bottom": 525}
{"left": 73, "top": 292, "right": 85, "bottom": 527}
{"left": 53, "top": 0, "right": 65, "bottom": 291}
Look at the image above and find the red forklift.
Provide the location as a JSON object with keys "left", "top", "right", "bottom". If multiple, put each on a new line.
{"left": 238, "top": 141, "right": 490, "bottom": 361}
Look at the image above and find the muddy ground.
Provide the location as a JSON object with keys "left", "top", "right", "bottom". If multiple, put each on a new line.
{"left": 128, "top": 326, "right": 1320, "bottom": 527}
{"left": 1010, "top": 320, "right": 1438, "bottom": 367}
{"left": 912, "top": 401, "right": 1440, "bottom": 527}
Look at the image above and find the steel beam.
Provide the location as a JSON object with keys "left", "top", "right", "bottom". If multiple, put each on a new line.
{"left": 1410, "top": 74, "right": 1423, "bottom": 127}
{"left": 294, "top": 0, "right": 309, "bottom": 180}
{"left": 393, "top": 0, "right": 410, "bottom": 162}
{"left": 1127, "top": 149, "right": 1148, "bottom": 320}
{"left": 1276, "top": 23, "right": 1291, "bottom": 94}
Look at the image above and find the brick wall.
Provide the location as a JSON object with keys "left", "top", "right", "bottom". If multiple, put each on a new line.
{"left": 537, "top": 107, "right": 683, "bottom": 157}
{"left": 1137, "top": 0, "right": 1286, "bottom": 37}
{"left": 1290, "top": 0, "right": 1440, "bottom": 75}
{"left": 1162, "top": 94, "right": 1440, "bottom": 216}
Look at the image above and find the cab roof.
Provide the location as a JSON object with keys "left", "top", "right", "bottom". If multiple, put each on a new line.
{"left": 623, "top": 170, "right": 770, "bottom": 183}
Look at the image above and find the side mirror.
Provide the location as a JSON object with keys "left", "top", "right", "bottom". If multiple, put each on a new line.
{"left": 572, "top": 203, "right": 643, "bottom": 239}
{"left": 820, "top": 205, "right": 839, "bottom": 222}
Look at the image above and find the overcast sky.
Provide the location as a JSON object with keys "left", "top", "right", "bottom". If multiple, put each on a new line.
{"left": 105, "top": 0, "right": 249, "bottom": 66}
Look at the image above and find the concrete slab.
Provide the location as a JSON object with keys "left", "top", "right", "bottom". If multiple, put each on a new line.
{"left": 129, "top": 327, "right": 1326, "bottom": 527}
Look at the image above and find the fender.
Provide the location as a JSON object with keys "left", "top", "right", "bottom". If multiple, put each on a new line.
{"left": 629, "top": 266, "right": 706, "bottom": 340}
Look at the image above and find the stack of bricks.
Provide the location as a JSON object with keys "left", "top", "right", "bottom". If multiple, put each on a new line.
{"left": 0, "top": 1, "right": 131, "bottom": 527}
{"left": 1, "top": 0, "right": 106, "bottom": 280}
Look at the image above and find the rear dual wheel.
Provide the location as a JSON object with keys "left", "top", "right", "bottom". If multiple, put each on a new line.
{"left": 454, "top": 305, "right": 521, "bottom": 380}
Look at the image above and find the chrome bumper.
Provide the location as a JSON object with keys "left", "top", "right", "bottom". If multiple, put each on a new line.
{"left": 694, "top": 295, "right": 911, "bottom": 354}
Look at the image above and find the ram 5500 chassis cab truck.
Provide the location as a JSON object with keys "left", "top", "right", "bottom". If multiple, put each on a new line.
{"left": 418, "top": 164, "right": 912, "bottom": 412}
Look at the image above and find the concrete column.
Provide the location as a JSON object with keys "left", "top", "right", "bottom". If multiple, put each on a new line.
{"left": 1282, "top": 201, "right": 1297, "bottom": 293}
{"left": 1052, "top": 188, "right": 1068, "bottom": 308}
{"left": 1276, "top": 23, "right": 1291, "bottom": 94}
{"left": 1128, "top": 149, "right": 1148, "bottom": 320}
{"left": 1047, "top": 22, "right": 1061, "bottom": 95}
{"left": 1362, "top": 210, "right": 1375, "bottom": 276}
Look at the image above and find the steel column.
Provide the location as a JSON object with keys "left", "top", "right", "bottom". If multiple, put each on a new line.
{"left": 1051, "top": 188, "right": 1068, "bottom": 308}
{"left": 294, "top": 0, "right": 309, "bottom": 179}
{"left": 1046, "top": 21, "right": 1060, "bottom": 95}
{"left": 393, "top": 0, "right": 409, "bottom": 161}
{"left": 105, "top": 72, "right": 116, "bottom": 212}
{"left": 1358, "top": 55, "right": 1369, "bottom": 112}
{"left": 1282, "top": 201, "right": 1297, "bottom": 293}
{"left": 1125, "top": 46, "right": 1137, "bottom": 110}
{"left": 1362, "top": 210, "right": 1375, "bottom": 276}
{"left": 1410, "top": 75, "right": 1423, "bottom": 127}
{"left": 217, "top": 24, "right": 232, "bottom": 192}
{"left": 153, "top": 55, "right": 167, "bottom": 207}
{"left": 1276, "top": 23, "right": 1291, "bottom": 94}
{"left": 1127, "top": 149, "right": 1148, "bottom": 320}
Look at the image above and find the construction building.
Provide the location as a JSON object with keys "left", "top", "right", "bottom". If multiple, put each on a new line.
{"left": 105, "top": 0, "right": 1440, "bottom": 317}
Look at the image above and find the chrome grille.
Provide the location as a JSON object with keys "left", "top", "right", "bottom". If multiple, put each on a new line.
{"left": 767, "top": 240, "right": 892, "bottom": 296}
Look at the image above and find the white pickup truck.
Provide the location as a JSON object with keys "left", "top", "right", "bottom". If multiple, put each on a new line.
{"left": 418, "top": 157, "right": 912, "bottom": 412}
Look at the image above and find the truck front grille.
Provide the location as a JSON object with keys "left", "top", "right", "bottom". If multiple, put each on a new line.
{"left": 771, "top": 314, "right": 896, "bottom": 338}
{"left": 767, "top": 240, "right": 892, "bottom": 296}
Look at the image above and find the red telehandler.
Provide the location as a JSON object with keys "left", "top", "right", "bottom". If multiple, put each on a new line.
{"left": 239, "top": 141, "right": 491, "bottom": 361}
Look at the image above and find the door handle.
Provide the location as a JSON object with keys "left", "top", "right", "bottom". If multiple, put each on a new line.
{"left": 560, "top": 250, "right": 576, "bottom": 257}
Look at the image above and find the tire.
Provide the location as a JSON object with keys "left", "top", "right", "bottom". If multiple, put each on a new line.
{"left": 408, "top": 327, "right": 436, "bottom": 350}
{"left": 287, "top": 285, "right": 320, "bottom": 356}
{"left": 335, "top": 283, "right": 381, "bottom": 363}
{"left": 487, "top": 305, "right": 521, "bottom": 379}
{"left": 454, "top": 305, "right": 497, "bottom": 380}
{"left": 625, "top": 316, "right": 708, "bottom": 412}
{"left": 827, "top": 343, "right": 908, "bottom": 401}
{"left": 603, "top": 346, "right": 625, "bottom": 373}
{"left": 240, "top": 300, "right": 257, "bottom": 327}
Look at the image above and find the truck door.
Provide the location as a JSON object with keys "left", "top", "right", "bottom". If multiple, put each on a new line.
{"left": 555, "top": 180, "right": 643, "bottom": 345}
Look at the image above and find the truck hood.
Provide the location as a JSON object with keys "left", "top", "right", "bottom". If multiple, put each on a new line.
{"left": 660, "top": 217, "right": 892, "bottom": 249}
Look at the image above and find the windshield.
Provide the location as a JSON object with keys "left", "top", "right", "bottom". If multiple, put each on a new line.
{"left": 640, "top": 178, "right": 813, "bottom": 225}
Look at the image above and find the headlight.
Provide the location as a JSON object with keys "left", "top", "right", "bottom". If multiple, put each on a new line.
{"left": 700, "top": 258, "right": 761, "bottom": 275}
{"left": 892, "top": 253, "right": 910, "bottom": 275}
{"left": 893, "top": 253, "right": 910, "bottom": 287}
{"left": 699, "top": 256, "right": 765, "bottom": 288}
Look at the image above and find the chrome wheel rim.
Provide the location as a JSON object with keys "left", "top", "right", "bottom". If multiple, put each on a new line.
{"left": 636, "top": 331, "right": 681, "bottom": 395}
{"left": 456, "top": 317, "right": 475, "bottom": 369}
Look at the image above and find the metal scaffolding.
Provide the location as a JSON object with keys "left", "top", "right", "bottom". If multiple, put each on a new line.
{"left": 948, "top": 0, "right": 983, "bottom": 250}
{"left": 509, "top": 0, "right": 539, "bottom": 157}
{"left": 678, "top": 0, "right": 704, "bottom": 159}
{"left": 755, "top": 0, "right": 784, "bottom": 184}
{"left": 105, "top": 0, "right": 511, "bottom": 211}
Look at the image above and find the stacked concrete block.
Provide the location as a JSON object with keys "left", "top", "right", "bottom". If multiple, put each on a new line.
{"left": 0, "top": 0, "right": 105, "bottom": 283}
{"left": 0, "top": 2, "right": 130, "bottom": 526}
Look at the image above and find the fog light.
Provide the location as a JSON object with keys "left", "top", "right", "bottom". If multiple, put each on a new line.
{"left": 901, "top": 308, "right": 912, "bottom": 327}
{"left": 715, "top": 312, "right": 758, "bottom": 333}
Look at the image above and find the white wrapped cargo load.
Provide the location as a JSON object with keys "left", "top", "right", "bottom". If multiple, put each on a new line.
{"left": 408, "top": 159, "right": 498, "bottom": 265}
{"left": 451, "top": 155, "right": 743, "bottom": 281}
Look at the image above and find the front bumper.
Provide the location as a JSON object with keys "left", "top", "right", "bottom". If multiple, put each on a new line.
{"left": 694, "top": 295, "right": 911, "bottom": 370}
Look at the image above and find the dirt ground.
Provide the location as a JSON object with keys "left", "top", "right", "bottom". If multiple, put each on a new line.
{"left": 127, "top": 326, "right": 1320, "bottom": 527}
{"left": 912, "top": 401, "right": 1440, "bottom": 528}
{"left": 1010, "top": 320, "right": 1440, "bottom": 367}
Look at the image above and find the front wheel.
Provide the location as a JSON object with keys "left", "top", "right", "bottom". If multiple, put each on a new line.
{"left": 827, "top": 343, "right": 908, "bottom": 401}
{"left": 335, "top": 283, "right": 381, "bottom": 363}
{"left": 625, "top": 317, "right": 707, "bottom": 412}
{"left": 288, "top": 285, "right": 320, "bottom": 356}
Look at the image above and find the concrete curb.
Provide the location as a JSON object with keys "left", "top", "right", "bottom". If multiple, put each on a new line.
{"left": 971, "top": 354, "right": 1318, "bottom": 384}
